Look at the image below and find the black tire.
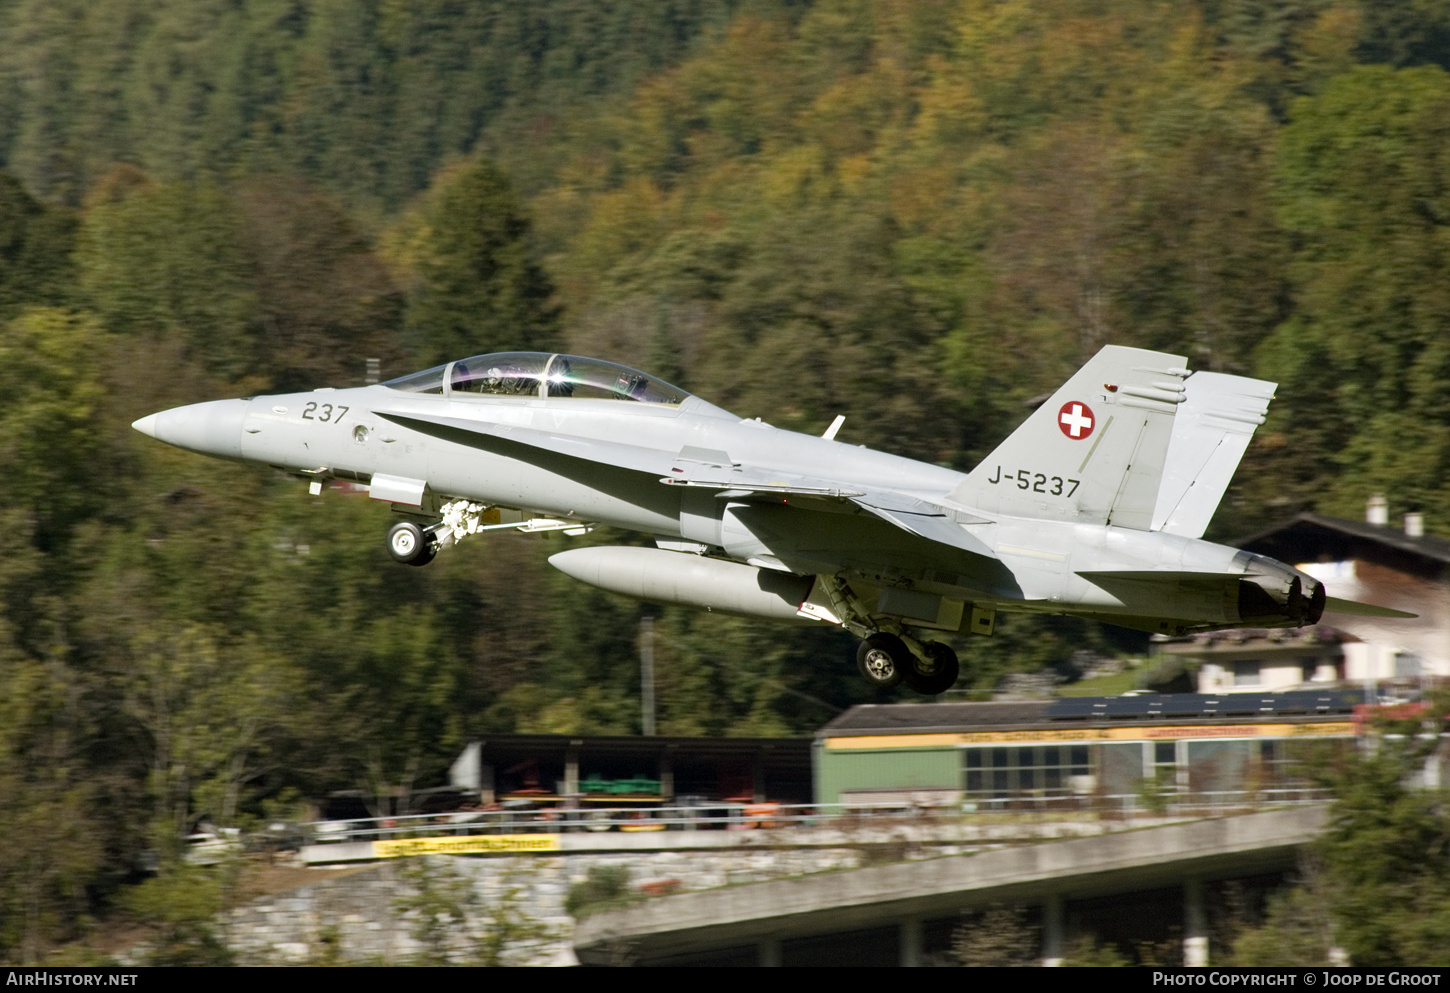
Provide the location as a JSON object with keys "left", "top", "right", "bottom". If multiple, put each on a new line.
{"left": 904, "top": 641, "right": 960, "bottom": 696}
{"left": 386, "top": 521, "right": 435, "bottom": 565}
{"left": 856, "top": 633, "right": 910, "bottom": 689}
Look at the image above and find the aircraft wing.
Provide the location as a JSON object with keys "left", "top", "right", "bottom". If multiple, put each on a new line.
{"left": 379, "top": 409, "right": 1000, "bottom": 562}
{"left": 382, "top": 410, "right": 869, "bottom": 495}
{"left": 662, "top": 464, "right": 998, "bottom": 559}
{"left": 849, "top": 495, "right": 997, "bottom": 560}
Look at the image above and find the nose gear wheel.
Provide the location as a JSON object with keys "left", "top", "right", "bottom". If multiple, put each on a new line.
{"left": 387, "top": 521, "right": 437, "bottom": 566}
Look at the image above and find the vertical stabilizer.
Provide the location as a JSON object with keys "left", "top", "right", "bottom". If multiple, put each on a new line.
{"left": 950, "top": 345, "right": 1188, "bottom": 528}
{"left": 1150, "top": 371, "right": 1275, "bottom": 537}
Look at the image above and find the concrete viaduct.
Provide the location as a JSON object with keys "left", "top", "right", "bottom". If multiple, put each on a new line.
{"left": 573, "top": 805, "right": 1328, "bottom": 966}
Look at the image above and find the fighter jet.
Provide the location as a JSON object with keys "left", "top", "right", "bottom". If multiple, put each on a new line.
{"left": 132, "top": 346, "right": 1412, "bottom": 695}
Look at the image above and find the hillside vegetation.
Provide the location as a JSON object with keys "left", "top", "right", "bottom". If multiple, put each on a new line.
{"left": 3, "top": 0, "right": 1450, "bottom": 961}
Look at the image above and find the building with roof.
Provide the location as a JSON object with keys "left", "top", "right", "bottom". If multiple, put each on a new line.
{"left": 447, "top": 733, "right": 812, "bottom": 807}
{"left": 1160, "top": 625, "right": 1350, "bottom": 694}
{"left": 814, "top": 692, "right": 1359, "bottom": 808}
{"left": 1231, "top": 507, "right": 1450, "bottom": 686}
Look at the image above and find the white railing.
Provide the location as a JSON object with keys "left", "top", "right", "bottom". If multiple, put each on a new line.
{"left": 300, "top": 787, "right": 1330, "bottom": 846}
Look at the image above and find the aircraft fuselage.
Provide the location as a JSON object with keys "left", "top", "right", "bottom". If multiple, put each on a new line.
{"left": 137, "top": 381, "right": 1317, "bottom": 637}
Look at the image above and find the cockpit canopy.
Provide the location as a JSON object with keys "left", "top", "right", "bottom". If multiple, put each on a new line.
{"left": 382, "top": 352, "right": 691, "bottom": 405}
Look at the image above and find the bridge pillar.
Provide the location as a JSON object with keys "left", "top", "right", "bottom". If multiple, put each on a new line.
{"left": 1042, "top": 893, "right": 1065, "bottom": 966}
{"left": 564, "top": 742, "right": 580, "bottom": 797}
{"left": 759, "top": 935, "right": 781, "bottom": 967}
{"left": 1184, "top": 877, "right": 1208, "bottom": 967}
{"left": 900, "top": 915, "right": 923, "bottom": 967}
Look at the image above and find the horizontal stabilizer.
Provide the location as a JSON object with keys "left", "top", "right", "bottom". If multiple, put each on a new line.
{"left": 1323, "top": 597, "right": 1418, "bottom": 619}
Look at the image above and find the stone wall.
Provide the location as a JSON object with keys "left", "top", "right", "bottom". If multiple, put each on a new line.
{"left": 220, "top": 848, "right": 873, "bottom": 965}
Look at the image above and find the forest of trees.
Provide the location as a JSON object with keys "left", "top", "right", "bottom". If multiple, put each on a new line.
{"left": 3, "top": 0, "right": 1450, "bottom": 963}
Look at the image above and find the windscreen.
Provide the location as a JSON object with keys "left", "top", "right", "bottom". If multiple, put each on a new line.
{"left": 380, "top": 364, "right": 447, "bottom": 393}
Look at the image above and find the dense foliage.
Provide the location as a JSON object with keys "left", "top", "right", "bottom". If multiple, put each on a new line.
{"left": 3, "top": 0, "right": 1450, "bottom": 961}
{"left": 1230, "top": 699, "right": 1450, "bottom": 966}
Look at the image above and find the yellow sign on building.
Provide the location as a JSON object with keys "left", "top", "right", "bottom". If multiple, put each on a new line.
{"left": 373, "top": 834, "right": 561, "bottom": 857}
{"left": 824, "top": 722, "right": 1356, "bottom": 750}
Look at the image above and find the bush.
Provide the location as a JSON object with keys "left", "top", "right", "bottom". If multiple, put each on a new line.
{"left": 565, "top": 865, "right": 632, "bottom": 919}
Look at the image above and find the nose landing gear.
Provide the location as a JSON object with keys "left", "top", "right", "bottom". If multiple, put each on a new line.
{"left": 386, "top": 521, "right": 438, "bottom": 566}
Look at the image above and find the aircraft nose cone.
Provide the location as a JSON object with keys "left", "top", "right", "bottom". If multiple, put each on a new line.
{"left": 131, "top": 413, "right": 159, "bottom": 439}
{"left": 132, "top": 398, "right": 249, "bottom": 461}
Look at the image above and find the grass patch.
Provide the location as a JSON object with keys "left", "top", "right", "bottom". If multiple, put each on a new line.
{"left": 1055, "top": 664, "right": 1142, "bottom": 697}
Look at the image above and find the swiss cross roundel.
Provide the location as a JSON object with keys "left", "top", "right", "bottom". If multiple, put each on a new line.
{"left": 1058, "top": 401, "right": 1095, "bottom": 440}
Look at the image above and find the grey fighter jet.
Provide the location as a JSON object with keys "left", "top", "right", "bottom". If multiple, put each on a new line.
{"left": 132, "top": 346, "right": 1412, "bottom": 694}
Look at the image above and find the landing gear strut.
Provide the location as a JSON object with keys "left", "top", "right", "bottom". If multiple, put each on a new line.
{"left": 386, "top": 521, "right": 437, "bottom": 567}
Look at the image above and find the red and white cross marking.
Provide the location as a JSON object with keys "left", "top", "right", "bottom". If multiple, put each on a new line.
{"left": 1058, "top": 401, "right": 1095, "bottom": 440}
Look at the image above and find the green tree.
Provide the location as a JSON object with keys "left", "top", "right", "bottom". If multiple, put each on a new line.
{"left": 1263, "top": 64, "right": 1450, "bottom": 524}
{"left": 565, "top": 864, "right": 632, "bottom": 918}
{"left": 1230, "top": 702, "right": 1450, "bottom": 965}
{"left": 77, "top": 168, "right": 258, "bottom": 378}
{"left": 233, "top": 173, "right": 404, "bottom": 391}
{"left": 0, "top": 172, "right": 74, "bottom": 318}
{"left": 1316, "top": 726, "right": 1450, "bottom": 964}
{"left": 402, "top": 159, "right": 558, "bottom": 366}
{"left": 1230, "top": 876, "right": 1336, "bottom": 966}
{"left": 0, "top": 645, "right": 104, "bottom": 965}
{"left": 123, "top": 865, "right": 234, "bottom": 967}
{"left": 0, "top": 307, "right": 114, "bottom": 551}
{"left": 394, "top": 857, "right": 556, "bottom": 966}
{"left": 952, "top": 905, "right": 1039, "bottom": 966}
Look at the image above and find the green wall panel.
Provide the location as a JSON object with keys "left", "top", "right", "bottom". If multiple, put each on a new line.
{"left": 815, "top": 746, "right": 961, "bottom": 805}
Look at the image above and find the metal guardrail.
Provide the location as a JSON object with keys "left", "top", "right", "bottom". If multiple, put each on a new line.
{"left": 300, "top": 788, "right": 1331, "bottom": 846}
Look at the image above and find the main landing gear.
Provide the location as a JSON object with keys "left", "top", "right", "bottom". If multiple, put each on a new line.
{"left": 856, "top": 633, "right": 960, "bottom": 695}
{"left": 815, "top": 575, "right": 963, "bottom": 696}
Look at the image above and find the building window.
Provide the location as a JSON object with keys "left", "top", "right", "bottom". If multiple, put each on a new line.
{"left": 1394, "top": 652, "right": 1422, "bottom": 678}
{"left": 1150, "top": 740, "right": 1179, "bottom": 790}
{"left": 964, "top": 745, "right": 1090, "bottom": 798}
{"left": 1232, "top": 661, "right": 1262, "bottom": 686}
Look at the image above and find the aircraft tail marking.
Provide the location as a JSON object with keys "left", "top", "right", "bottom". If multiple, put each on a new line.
{"left": 950, "top": 345, "right": 1188, "bottom": 529}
